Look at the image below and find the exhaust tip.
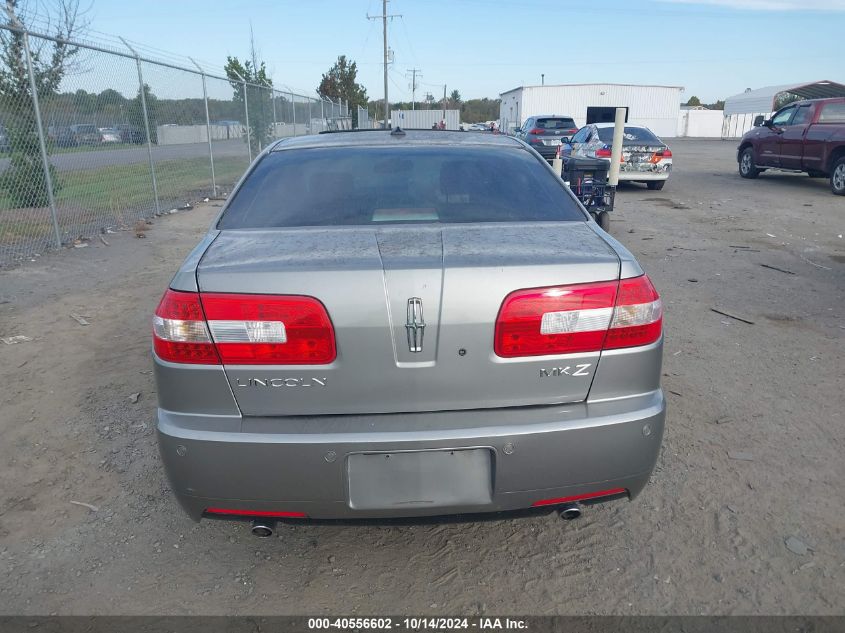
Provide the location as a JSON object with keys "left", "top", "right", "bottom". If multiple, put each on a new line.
{"left": 250, "top": 521, "right": 275, "bottom": 538}
{"left": 559, "top": 504, "right": 582, "bottom": 521}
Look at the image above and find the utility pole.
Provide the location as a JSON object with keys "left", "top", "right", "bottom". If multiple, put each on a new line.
{"left": 442, "top": 84, "right": 447, "bottom": 121}
{"left": 406, "top": 68, "right": 421, "bottom": 110}
{"left": 368, "top": 0, "right": 400, "bottom": 129}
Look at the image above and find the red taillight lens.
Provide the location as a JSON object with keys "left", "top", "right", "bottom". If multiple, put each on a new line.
{"left": 603, "top": 275, "right": 663, "bottom": 350}
{"left": 495, "top": 281, "right": 618, "bottom": 357}
{"left": 595, "top": 147, "right": 612, "bottom": 158}
{"left": 153, "top": 289, "right": 220, "bottom": 364}
{"left": 201, "top": 293, "right": 336, "bottom": 365}
{"left": 568, "top": 128, "right": 578, "bottom": 134}
{"left": 153, "top": 290, "right": 336, "bottom": 365}
{"left": 650, "top": 148, "right": 672, "bottom": 163}
{"left": 661, "top": 148, "right": 672, "bottom": 158}
{"left": 529, "top": 128, "right": 543, "bottom": 135}
{"left": 494, "top": 275, "right": 662, "bottom": 358}
{"left": 532, "top": 488, "right": 627, "bottom": 507}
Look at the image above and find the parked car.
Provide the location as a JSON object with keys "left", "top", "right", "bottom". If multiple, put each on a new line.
{"left": 737, "top": 97, "right": 845, "bottom": 195}
{"left": 98, "top": 127, "right": 121, "bottom": 143}
{"left": 48, "top": 126, "right": 78, "bottom": 148}
{"left": 116, "top": 123, "right": 145, "bottom": 144}
{"left": 152, "top": 129, "right": 665, "bottom": 532}
{"left": 561, "top": 123, "right": 673, "bottom": 190}
{"left": 69, "top": 124, "right": 101, "bottom": 145}
{"left": 514, "top": 115, "right": 579, "bottom": 162}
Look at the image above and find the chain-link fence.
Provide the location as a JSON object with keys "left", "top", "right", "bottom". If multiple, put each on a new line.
{"left": 0, "top": 24, "right": 350, "bottom": 267}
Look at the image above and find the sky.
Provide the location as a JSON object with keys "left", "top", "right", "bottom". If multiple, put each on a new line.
{"left": 51, "top": 0, "right": 845, "bottom": 103}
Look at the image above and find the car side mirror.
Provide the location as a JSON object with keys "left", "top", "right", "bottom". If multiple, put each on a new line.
{"left": 753, "top": 115, "right": 765, "bottom": 127}
{"left": 763, "top": 118, "right": 774, "bottom": 128}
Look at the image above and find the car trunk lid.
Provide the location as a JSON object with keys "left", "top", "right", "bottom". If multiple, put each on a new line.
{"left": 196, "top": 222, "right": 620, "bottom": 416}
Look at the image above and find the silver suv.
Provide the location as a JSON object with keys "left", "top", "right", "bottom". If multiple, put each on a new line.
{"left": 153, "top": 130, "right": 665, "bottom": 531}
{"left": 515, "top": 115, "right": 579, "bottom": 162}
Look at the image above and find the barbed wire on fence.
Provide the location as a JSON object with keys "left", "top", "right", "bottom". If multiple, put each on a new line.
{"left": 0, "top": 22, "right": 351, "bottom": 267}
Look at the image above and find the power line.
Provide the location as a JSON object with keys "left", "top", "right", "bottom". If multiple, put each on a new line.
{"left": 366, "top": 0, "right": 401, "bottom": 129}
{"left": 406, "top": 67, "right": 421, "bottom": 110}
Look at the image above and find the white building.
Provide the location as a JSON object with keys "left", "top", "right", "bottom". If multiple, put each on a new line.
{"left": 722, "top": 80, "right": 845, "bottom": 138}
{"left": 499, "top": 83, "right": 684, "bottom": 138}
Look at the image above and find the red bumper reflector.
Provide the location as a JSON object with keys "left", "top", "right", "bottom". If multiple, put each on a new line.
{"left": 205, "top": 507, "right": 307, "bottom": 518}
{"left": 531, "top": 488, "right": 627, "bottom": 507}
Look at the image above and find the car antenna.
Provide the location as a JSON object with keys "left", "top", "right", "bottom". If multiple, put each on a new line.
{"left": 390, "top": 126, "right": 406, "bottom": 137}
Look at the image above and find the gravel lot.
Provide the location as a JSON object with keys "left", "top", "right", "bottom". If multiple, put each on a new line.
{"left": 0, "top": 139, "right": 842, "bottom": 615}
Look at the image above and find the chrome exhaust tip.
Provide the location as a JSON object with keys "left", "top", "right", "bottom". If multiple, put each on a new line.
{"left": 559, "top": 504, "right": 582, "bottom": 521}
{"left": 250, "top": 520, "right": 276, "bottom": 538}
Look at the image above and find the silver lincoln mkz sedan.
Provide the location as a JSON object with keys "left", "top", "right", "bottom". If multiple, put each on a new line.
{"left": 153, "top": 129, "right": 665, "bottom": 534}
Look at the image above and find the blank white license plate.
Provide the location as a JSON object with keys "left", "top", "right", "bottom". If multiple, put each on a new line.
{"left": 347, "top": 449, "right": 493, "bottom": 511}
{"left": 543, "top": 139, "right": 562, "bottom": 146}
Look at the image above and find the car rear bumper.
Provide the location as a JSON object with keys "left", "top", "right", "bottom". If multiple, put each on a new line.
{"left": 157, "top": 390, "right": 665, "bottom": 521}
{"left": 529, "top": 143, "right": 565, "bottom": 160}
{"left": 618, "top": 171, "right": 670, "bottom": 181}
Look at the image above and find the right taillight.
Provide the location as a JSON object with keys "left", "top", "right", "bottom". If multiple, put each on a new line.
{"left": 603, "top": 275, "right": 663, "bottom": 350}
{"left": 494, "top": 275, "right": 662, "bottom": 358}
{"left": 153, "top": 290, "right": 336, "bottom": 365}
{"left": 595, "top": 146, "right": 612, "bottom": 158}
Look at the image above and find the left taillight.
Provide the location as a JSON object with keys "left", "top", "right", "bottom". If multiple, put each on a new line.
{"left": 153, "top": 290, "right": 336, "bottom": 365}
{"left": 153, "top": 289, "right": 220, "bottom": 364}
{"left": 201, "top": 293, "right": 336, "bottom": 365}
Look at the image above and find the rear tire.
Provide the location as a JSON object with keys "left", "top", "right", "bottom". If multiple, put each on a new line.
{"left": 739, "top": 147, "right": 760, "bottom": 179}
{"left": 831, "top": 157, "right": 845, "bottom": 196}
{"left": 594, "top": 211, "right": 610, "bottom": 232}
{"left": 646, "top": 180, "right": 666, "bottom": 191}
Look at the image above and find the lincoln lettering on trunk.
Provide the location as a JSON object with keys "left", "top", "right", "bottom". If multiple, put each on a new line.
{"left": 235, "top": 377, "right": 328, "bottom": 387}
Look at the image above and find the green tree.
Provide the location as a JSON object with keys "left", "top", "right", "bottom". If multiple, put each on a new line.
{"left": 774, "top": 92, "right": 801, "bottom": 110}
{"left": 224, "top": 55, "right": 273, "bottom": 150}
{"left": 317, "top": 55, "right": 368, "bottom": 126}
{"left": 126, "top": 83, "right": 158, "bottom": 143}
{"left": 449, "top": 89, "right": 461, "bottom": 107}
{"left": 0, "top": 0, "right": 83, "bottom": 208}
{"left": 460, "top": 97, "right": 501, "bottom": 123}
{"left": 686, "top": 95, "right": 701, "bottom": 107}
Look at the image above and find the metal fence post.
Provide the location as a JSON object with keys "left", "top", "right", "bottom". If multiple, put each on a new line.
{"left": 308, "top": 98, "right": 312, "bottom": 133}
{"left": 191, "top": 58, "right": 216, "bottom": 197}
{"left": 291, "top": 93, "right": 297, "bottom": 137}
{"left": 22, "top": 31, "right": 62, "bottom": 249}
{"left": 320, "top": 98, "right": 325, "bottom": 126}
{"left": 271, "top": 88, "right": 277, "bottom": 139}
{"left": 232, "top": 71, "right": 252, "bottom": 160}
{"left": 121, "top": 37, "right": 160, "bottom": 215}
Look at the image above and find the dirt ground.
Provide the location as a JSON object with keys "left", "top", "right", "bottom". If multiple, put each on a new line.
{"left": 0, "top": 139, "right": 843, "bottom": 615}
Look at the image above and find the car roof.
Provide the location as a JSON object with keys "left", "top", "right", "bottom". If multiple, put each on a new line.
{"left": 592, "top": 122, "right": 652, "bottom": 129}
{"left": 270, "top": 129, "right": 524, "bottom": 151}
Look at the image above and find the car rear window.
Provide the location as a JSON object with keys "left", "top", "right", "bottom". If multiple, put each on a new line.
{"left": 818, "top": 102, "right": 845, "bottom": 123}
{"left": 535, "top": 118, "right": 576, "bottom": 130}
{"left": 596, "top": 126, "right": 661, "bottom": 144}
{"left": 217, "top": 145, "right": 585, "bottom": 229}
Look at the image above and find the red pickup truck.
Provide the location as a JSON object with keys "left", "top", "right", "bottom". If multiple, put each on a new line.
{"left": 737, "top": 97, "right": 845, "bottom": 195}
